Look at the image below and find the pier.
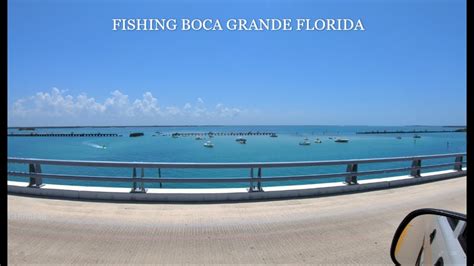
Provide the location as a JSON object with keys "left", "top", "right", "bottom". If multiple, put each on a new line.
{"left": 356, "top": 128, "right": 466, "bottom": 134}
{"left": 7, "top": 133, "right": 120, "bottom": 137}
{"left": 18, "top": 127, "right": 35, "bottom": 131}
{"left": 164, "top": 131, "right": 277, "bottom": 137}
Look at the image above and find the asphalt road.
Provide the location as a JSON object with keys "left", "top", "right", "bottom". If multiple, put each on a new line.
{"left": 8, "top": 176, "right": 466, "bottom": 264}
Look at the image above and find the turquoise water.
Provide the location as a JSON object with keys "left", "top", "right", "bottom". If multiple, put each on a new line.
{"left": 7, "top": 126, "right": 466, "bottom": 188}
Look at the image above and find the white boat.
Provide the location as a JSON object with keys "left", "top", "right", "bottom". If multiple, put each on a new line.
{"left": 334, "top": 138, "right": 349, "bottom": 143}
{"left": 299, "top": 138, "right": 311, "bottom": 145}
{"left": 195, "top": 136, "right": 203, "bottom": 140}
{"left": 235, "top": 137, "right": 247, "bottom": 142}
{"left": 315, "top": 138, "right": 322, "bottom": 143}
{"left": 203, "top": 141, "right": 214, "bottom": 148}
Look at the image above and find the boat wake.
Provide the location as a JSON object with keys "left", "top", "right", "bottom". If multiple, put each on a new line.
{"left": 83, "top": 142, "right": 107, "bottom": 149}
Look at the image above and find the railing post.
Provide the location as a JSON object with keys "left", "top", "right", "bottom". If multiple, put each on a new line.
{"left": 131, "top": 167, "right": 137, "bottom": 191}
{"left": 410, "top": 159, "right": 422, "bottom": 177}
{"left": 345, "top": 163, "right": 358, "bottom": 185}
{"left": 454, "top": 155, "right": 463, "bottom": 171}
{"left": 257, "top": 167, "right": 264, "bottom": 192}
{"left": 131, "top": 167, "right": 147, "bottom": 193}
{"left": 28, "top": 163, "right": 43, "bottom": 188}
{"left": 158, "top": 168, "right": 162, "bottom": 188}
{"left": 140, "top": 168, "right": 146, "bottom": 192}
{"left": 248, "top": 168, "right": 255, "bottom": 192}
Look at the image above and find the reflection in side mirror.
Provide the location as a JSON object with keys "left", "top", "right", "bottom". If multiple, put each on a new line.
{"left": 391, "top": 209, "right": 466, "bottom": 265}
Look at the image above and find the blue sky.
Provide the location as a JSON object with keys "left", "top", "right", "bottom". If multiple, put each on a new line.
{"left": 8, "top": 0, "right": 466, "bottom": 126}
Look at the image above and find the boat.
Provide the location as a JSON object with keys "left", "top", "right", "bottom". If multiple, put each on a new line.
{"left": 413, "top": 134, "right": 421, "bottom": 138}
{"left": 238, "top": 139, "right": 247, "bottom": 144}
{"left": 396, "top": 136, "right": 402, "bottom": 139}
{"left": 334, "top": 138, "right": 349, "bottom": 143}
{"left": 171, "top": 133, "right": 180, "bottom": 138}
{"left": 299, "top": 138, "right": 311, "bottom": 145}
{"left": 129, "top": 132, "right": 144, "bottom": 137}
{"left": 270, "top": 133, "right": 278, "bottom": 138}
{"left": 203, "top": 141, "right": 214, "bottom": 148}
{"left": 195, "top": 136, "right": 203, "bottom": 140}
{"left": 315, "top": 138, "right": 322, "bottom": 143}
{"left": 235, "top": 137, "right": 247, "bottom": 142}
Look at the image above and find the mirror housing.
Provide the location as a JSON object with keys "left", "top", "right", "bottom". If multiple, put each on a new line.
{"left": 390, "top": 208, "right": 466, "bottom": 265}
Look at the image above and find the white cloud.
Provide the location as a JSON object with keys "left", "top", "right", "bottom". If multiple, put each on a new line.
{"left": 8, "top": 88, "right": 249, "bottom": 126}
{"left": 214, "top": 103, "right": 240, "bottom": 117}
{"left": 103, "top": 90, "right": 131, "bottom": 116}
{"left": 131, "top": 92, "right": 161, "bottom": 116}
{"left": 165, "top": 106, "right": 181, "bottom": 115}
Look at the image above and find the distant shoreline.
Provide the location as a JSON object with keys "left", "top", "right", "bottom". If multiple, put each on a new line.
{"left": 7, "top": 125, "right": 467, "bottom": 129}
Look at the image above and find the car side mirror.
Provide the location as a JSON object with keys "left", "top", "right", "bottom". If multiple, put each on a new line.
{"left": 390, "top": 208, "right": 466, "bottom": 265}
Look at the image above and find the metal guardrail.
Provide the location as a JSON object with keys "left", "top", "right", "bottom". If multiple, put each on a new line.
{"left": 7, "top": 153, "right": 467, "bottom": 193}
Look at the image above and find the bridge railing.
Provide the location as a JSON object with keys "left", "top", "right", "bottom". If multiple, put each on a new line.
{"left": 7, "top": 153, "right": 467, "bottom": 193}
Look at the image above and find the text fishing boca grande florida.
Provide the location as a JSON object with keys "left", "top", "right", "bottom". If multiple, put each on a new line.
{"left": 112, "top": 18, "right": 365, "bottom": 31}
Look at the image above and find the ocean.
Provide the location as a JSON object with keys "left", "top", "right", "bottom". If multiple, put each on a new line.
{"left": 7, "top": 125, "right": 467, "bottom": 188}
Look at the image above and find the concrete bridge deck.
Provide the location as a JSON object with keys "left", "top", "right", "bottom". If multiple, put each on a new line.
{"left": 8, "top": 176, "right": 466, "bottom": 264}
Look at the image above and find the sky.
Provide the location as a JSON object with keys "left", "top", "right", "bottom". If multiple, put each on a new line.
{"left": 7, "top": 0, "right": 466, "bottom": 126}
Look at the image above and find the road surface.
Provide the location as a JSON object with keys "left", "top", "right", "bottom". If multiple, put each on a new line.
{"left": 8, "top": 176, "right": 466, "bottom": 264}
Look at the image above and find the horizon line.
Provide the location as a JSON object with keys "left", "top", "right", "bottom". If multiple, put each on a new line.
{"left": 7, "top": 124, "right": 467, "bottom": 129}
